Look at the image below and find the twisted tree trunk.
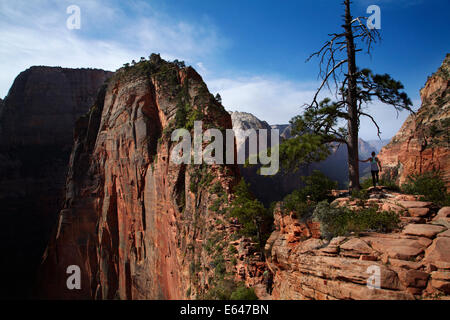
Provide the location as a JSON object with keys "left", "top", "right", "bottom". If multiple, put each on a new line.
{"left": 344, "top": 0, "right": 360, "bottom": 191}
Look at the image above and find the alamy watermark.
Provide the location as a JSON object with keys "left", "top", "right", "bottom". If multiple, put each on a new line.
{"left": 366, "top": 265, "right": 381, "bottom": 290}
{"left": 66, "top": 5, "right": 81, "bottom": 30}
{"left": 66, "top": 265, "right": 81, "bottom": 290}
{"left": 367, "top": 5, "right": 381, "bottom": 30}
{"left": 170, "top": 121, "right": 280, "bottom": 175}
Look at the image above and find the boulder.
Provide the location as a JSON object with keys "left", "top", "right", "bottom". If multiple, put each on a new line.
{"left": 437, "top": 229, "right": 450, "bottom": 238}
{"left": 430, "top": 271, "right": 450, "bottom": 294}
{"left": 361, "top": 234, "right": 429, "bottom": 260}
{"left": 340, "top": 238, "right": 374, "bottom": 257}
{"left": 397, "top": 201, "right": 432, "bottom": 209}
{"left": 424, "top": 237, "right": 450, "bottom": 267}
{"left": 437, "top": 207, "right": 450, "bottom": 218}
{"left": 403, "top": 224, "right": 447, "bottom": 238}
{"left": 408, "top": 207, "right": 430, "bottom": 217}
{"left": 398, "top": 269, "right": 429, "bottom": 288}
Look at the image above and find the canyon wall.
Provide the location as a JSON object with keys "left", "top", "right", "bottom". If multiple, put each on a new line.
{"left": 0, "top": 66, "right": 112, "bottom": 299}
{"left": 378, "top": 54, "right": 450, "bottom": 189}
{"left": 38, "top": 55, "right": 240, "bottom": 299}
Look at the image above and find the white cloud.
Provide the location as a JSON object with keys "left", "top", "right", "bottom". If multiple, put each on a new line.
{"left": 0, "top": 0, "right": 414, "bottom": 140}
{"left": 207, "top": 76, "right": 320, "bottom": 125}
{"left": 207, "top": 75, "right": 415, "bottom": 140}
{"left": 0, "top": 0, "right": 224, "bottom": 97}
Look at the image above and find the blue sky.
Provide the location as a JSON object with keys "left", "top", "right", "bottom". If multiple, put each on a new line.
{"left": 1, "top": 0, "right": 449, "bottom": 139}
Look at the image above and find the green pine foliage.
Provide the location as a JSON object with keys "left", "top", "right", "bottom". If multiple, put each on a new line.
{"left": 229, "top": 179, "right": 273, "bottom": 245}
{"left": 282, "top": 171, "right": 337, "bottom": 218}
{"left": 401, "top": 171, "right": 450, "bottom": 206}
{"left": 313, "top": 201, "right": 400, "bottom": 239}
{"left": 230, "top": 284, "right": 258, "bottom": 300}
{"left": 203, "top": 280, "right": 258, "bottom": 300}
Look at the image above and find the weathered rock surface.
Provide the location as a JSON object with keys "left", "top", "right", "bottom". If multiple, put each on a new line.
{"left": 378, "top": 54, "right": 450, "bottom": 190}
{"left": 265, "top": 192, "right": 450, "bottom": 299}
{"left": 38, "top": 55, "right": 241, "bottom": 299}
{"left": 403, "top": 224, "right": 446, "bottom": 238}
{"left": 0, "top": 66, "right": 112, "bottom": 299}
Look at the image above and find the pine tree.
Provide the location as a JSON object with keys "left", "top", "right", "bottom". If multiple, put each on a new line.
{"left": 281, "top": 0, "right": 412, "bottom": 190}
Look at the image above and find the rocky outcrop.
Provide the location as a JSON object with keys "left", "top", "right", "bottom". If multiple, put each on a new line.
{"left": 38, "top": 55, "right": 241, "bottom": 299}
{"left": 265, "top": 190, "right": 450, "bottom": 300}
{"left": 0, "top": 66, "right": 112, "bottom": 299}
{"left": 230, "top": 111, "right": 272, "bottom": 153}
{"left": 378, "top": 54, "right": 450, "bottom": 189}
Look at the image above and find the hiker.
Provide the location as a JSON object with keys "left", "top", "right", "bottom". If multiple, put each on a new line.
{"left": 360, "top": 151, "right": 382, "bottom": 187}
{"left": 263, "top": 270, "right": 273, "bottom": 294}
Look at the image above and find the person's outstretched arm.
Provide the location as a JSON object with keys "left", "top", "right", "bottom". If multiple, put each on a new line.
{"left": 359, "top": 158, "right": 370, "bottom": 163}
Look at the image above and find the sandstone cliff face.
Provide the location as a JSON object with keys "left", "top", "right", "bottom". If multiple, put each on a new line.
{"left": 265, "top": 192, "right": 450, "bottom": 300}
{"left": 378, "top": 54, "right": 450, "bottom": 189}
{"left": 230, "top": 111, "right": 272, "bottom": 153}
{"left": 0, "top": 66, "right": 112, "bottom": 299}
{"left": 38, "top": 55, "right": 240, "bottom": 299}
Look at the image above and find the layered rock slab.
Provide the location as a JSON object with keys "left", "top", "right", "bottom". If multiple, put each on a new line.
{"left": 266, "top": 198, "right": 450, "bottom": 299}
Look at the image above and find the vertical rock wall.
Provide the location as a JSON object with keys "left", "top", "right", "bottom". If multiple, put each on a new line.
{"left": 38, "top": 55, "right": 240, "bottom": 299}
{"left": 0, "top": 67, "right": 112, "bottom": 299}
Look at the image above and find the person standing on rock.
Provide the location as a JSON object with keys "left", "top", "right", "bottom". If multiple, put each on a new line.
{"left": 360, "top": 151, "right": 382, "bottom": 187}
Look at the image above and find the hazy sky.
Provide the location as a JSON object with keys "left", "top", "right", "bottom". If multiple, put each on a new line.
{"left": 1, "top": 0, "right": 449, "bottom": 139}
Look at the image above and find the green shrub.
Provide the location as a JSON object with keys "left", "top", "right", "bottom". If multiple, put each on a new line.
{"left": 210, "top": 181, "right": 223, "bottom": 194}
{"left": 281, "top": 193, "right": 315, "bottom": 219}
{"left": 228, "top": 245, "right": 238, "bottom": 254}
{"left": 229, "top": 180, "right": 272, "bottom": 243}
{"left": 313, "top": 201, "right": 400, "bottom": 239}
{"left": 203, "top": 279, "right": 236, "bottom": 300}
{"left": 361, "top": 177, "right": 400, "bottom": 191}
{"left": 299, "top": 170, "right": 338, "bottom": 202}
{"left": 204, "top": 280, "right": 258, "bottom": 300}
{"left": 351, "top": 188, "right": 369, "bottom": 200}
{"left": 190, "top": 165, "right": 214, "bottom": 193}
{"left": 401, "top": 171, "right": 450, "bottom": 206}
{"left": 213, "top": 254, "right": 226, "bottom": 279}
{"left": 230, "top": 284, "right": 258, "bottom": 300}
{"left": 209, "top": 198, "right": 222, "bottom": 212}
{"left": 360, "top": 177, "right": 374, "bottom": 189}
{"left": 281, "top": 170, "right": 337, "bottom": 217}
{"left": 381, "top": 179, "right": 401, "bottom": 192}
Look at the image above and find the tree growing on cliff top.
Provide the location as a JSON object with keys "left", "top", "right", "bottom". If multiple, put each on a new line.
{"left": 281, "top": 0, "right": 413, "bottom": 190}
{"left": 229, "top": 179, "right": 273, "bottom": 253}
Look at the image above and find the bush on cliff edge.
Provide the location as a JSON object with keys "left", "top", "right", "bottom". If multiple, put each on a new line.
{"left": 313, "top": 201, "right": 400, "bottom": 239}
{"left": 281, "top": 171, "right": 337, "bottom": 219}
{"left": 229, "top": 179, "right": 273, "bottom": 247}
{"left": 401, "top": 171, "right": 450, "bottom": 206}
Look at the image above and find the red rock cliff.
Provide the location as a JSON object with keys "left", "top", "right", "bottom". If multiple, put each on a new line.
{"left": 266, "top": 193, "right": 450, "bottom": 300}
{"left": 38, "top": 55, "right": 240, "bottom": 299}
{"left": 378, "top": 54, "right": 450, "bottom": 189}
